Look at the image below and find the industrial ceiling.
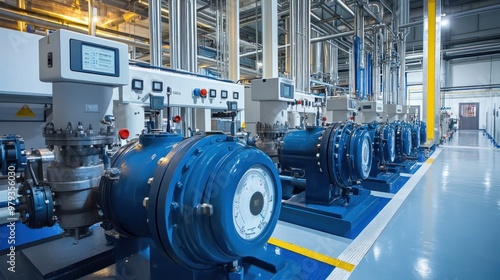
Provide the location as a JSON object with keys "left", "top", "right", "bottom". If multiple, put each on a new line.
{"left": 0, "top": 0, "right": 499, "bottom": 80}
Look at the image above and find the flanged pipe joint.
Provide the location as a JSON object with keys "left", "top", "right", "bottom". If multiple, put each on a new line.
{"left": 278, "top": 122, "right": 373, "bottom": 205}
{"left": 0, "top": 134, "right": 27, "bottom": 175}
{"left": 99, "top": 132, "right": 281, "bottom": 272}
{"left": 366, "top": 122, "right": 396, "bottom": 176}
{"left": 392, "top": 121, "right": 413, "bottom": 160}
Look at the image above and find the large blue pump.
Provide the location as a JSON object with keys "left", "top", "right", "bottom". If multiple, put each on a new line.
{"left": 277, "top": 122, "right": 379, "bottom": 237}
{"left": 366, "top": 122, "right": 396, "bottom": 176}
{"left": 279, "top": 122, "right": 372, "bottom": 204}
{"left": 99, "top": 132, "right": 282, "bottom": 278}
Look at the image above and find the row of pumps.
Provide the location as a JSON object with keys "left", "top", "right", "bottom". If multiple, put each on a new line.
{"left": 0, "top": 30, "right": 431, "bottom": 280}
{"left": 0, "top": 118, "right": 428, "bottom": 279}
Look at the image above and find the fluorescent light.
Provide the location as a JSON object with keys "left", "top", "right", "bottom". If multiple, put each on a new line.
{"left": 441, "top": 18, "right": 449, "bottom": 26}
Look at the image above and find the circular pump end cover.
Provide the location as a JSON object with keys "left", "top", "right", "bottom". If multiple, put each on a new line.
{"left": 148, "top": 134, "right": 282, "bottom": 271}
{"left": 322, "top": 122, "right": 373, "bottom": 187}
{"left": 349, "top": 128, "right": 373, "bottom": 181}
{"left": 402, "top": 124, "right": 413, "bottom": 155}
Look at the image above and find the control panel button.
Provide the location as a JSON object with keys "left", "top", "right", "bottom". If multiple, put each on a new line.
{"left": 200, "top": 88, "right": 208, "bottom": 98}
{"left": 193, "top": 88, "right": 201, "bottom": 97}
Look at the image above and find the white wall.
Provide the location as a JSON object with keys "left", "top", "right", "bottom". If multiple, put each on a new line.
{"left": 0, "top": 122, "right": 48, "bottom": 150}
{"left": 0, "top": 28, "right": 51, "bottom": 96}
{"left": 449, "top": 56, "right": 500, "bottom": 87}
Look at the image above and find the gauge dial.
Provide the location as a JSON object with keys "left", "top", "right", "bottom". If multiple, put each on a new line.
{"left": 232, "top": 166, "right": 275, "bottom": 240}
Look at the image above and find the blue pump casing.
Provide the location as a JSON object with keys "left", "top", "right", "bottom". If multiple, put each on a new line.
{"left": 99, "top": 133, "right": 282, "bottom": 272}
{"left": 417, "top": 120, "right": 427, "bottom": 144}
{"left": 392, "top": 121, "right": 412, "bottom": 160}
{"left": 279, "top": 122, "right": 372, "bottom": 205}
{"left": 366, "top": 122, "right": 395, "bottom": 177}
{"left": 411, "top": 123, "right": 421, "bottom": 149}
{"left": 0, "top": 134, "right": 26, "bottom": 174}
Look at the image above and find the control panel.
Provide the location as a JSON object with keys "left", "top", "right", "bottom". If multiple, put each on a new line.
{"left": 289, "top": 92, "right": 324, "bottom": 114}
{"left": 250, "top": 77, "right": 295, "bottom": 102}
{"left": 39, "top": 29, "right": 128, "bottom": 86}
{"left": 121, "top": 66, "right": 245, "bottom": 110}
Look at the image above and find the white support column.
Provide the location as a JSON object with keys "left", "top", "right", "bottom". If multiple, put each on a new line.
{"left": 227, "top": 0, "right": 240, "bottom": 82}
{"left": 262, "top": 0, "right": 278, "bottom": 78}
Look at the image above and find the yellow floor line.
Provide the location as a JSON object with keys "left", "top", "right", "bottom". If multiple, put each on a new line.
{"left": 267, "top": 237, "right": 356, "bottom": 272}
{"left": 425, "top": 157, "right": 435, "bottom": 164}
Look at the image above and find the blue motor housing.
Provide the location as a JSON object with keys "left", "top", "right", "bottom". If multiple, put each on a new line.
{"left": 366, "top": 122, "right": 395, "bottom": 176}
{"left": 278, "top": 122, "right": 372, "bottom": 205}
{"left": 0, "top": 134, "right": 26, "bottom": 175}
{"left": 392, "top": 121, "right": 412, "bottom": 159}
{"left": 99, "top": 133, "right": 282, "bottom": 271}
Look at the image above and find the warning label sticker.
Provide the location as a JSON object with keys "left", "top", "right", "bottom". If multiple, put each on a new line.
{"left": 15, "top": 104, "right": 36, "bottom": 117}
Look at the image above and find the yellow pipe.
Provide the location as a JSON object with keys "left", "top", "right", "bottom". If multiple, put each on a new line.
{"left": 427, "top": 0, "right": 436, "bottom": 141}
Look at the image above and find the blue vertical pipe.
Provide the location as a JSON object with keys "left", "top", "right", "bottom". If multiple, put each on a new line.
{"left": 367, "top": 52, "right": 373, "bottom": 98}
{"left": 354, "top": 36, "right": 361, "bottom": 98}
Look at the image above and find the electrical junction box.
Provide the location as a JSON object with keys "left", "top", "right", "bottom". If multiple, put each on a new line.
{"left": 384, "top": 104, "right": 403, "bottom": 122}
{"left": 326, "top": 96, "right": 358, "bottom": 111}
{"left": 39, "top": 29, "right": 128, "bottom": 86}
{"left": 385, "top": 104, "right": 403, "bottom": 114}
{"left": 325, "top": 96, "right": 359, "bottom": 122}
{"left": 250, "top": 77, "right": 295, "bottom": 102}
{"left": 359, "top": 101, "right": 384, "bottom": 123}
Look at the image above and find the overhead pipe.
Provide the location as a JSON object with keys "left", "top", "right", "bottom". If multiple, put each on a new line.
{"left": 336, "top": 0, "right": 355, "bottom": 16}
{"left": 318, "top": 3, "right": 354, "bottom": 30}
{"left": 310, "top": 31, "right": 355, "bottom": 43}
{"left": 262, "top": 0, "right": 278, "bottom": 78}
{"left": 290, "top": 0, "right": 310, "bottom": 93}
{"left": 0, "top": 6, "right": 262, "bottom": 80}
{"left": 149, "top": 0, "right": 162, "bottom": 67}
{"left": 16, "top": 0, "right": 25, "bottom": 31}
{"left": 354, "top": 3, "right": 365, "bottom": 99}
{"left": 227, "top": 0, "right": 240, "bottom": 81}
{"left": 374, "top": 0, "right": 393, "bottom": 16}
{"left": 398, "top": 0, "right": 410, "bottom": 105}
{"left": 0, "top": 6, "right": 147, "bottom": 42}
{"left": 87, "top": 0, "right": 96, "bottom": 36}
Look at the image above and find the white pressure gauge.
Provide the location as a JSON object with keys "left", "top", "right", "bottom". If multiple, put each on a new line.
{"left": 232, "top": 166, "right": 276, "bottom": 240}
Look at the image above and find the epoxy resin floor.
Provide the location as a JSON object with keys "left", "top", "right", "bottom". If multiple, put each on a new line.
{"left": 349, "top": 130, "right": 500, "bottom": 279}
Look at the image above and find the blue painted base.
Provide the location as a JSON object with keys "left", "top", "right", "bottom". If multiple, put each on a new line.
{"left": 362, "top": 172, "right": 403, "bottom": 193}
{"left": 108, "top": 237, "right": 322, "bottom": 280}
{"left": 279, "top": 188, "right": 380, "bottom": 238}
{"left": 387, "top": 160, "right": 419, "bottom": 174}
{"left": 0, "top": 222, "right": 63, "bottom": 250}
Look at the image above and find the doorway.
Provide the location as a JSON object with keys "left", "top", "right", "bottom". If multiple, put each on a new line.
{"left": 459, "top": 103, "right": 479, "bottom": 130}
